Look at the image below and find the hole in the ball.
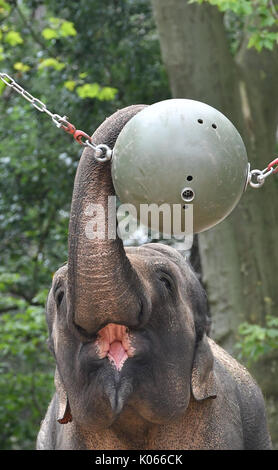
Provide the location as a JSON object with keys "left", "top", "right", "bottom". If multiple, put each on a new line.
{"left": 197, "top": 119, "right": 203, "bottom": 124}
{"left": 187, "top": 175, "right": 193, "bottom": 181}
{"left": 212, "top": 123, "right": 217, "bottom": 129}
{"left": 181, "top": 187, "right": 195, "bottom": 202}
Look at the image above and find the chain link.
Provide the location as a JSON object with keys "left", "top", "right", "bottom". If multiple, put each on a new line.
{"left": 0, "top": 72, "right": 112, "bottom": 161}
{"left": 248, "top": 158, "right": 278, "bottom": 189}
{"left": 0, "top": 73, "right": 66, "bottom": 126}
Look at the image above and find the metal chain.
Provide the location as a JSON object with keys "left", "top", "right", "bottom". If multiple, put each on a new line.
{"left": 1, "top": 73, "right": 277, "bottom": 179}
{"left": 248, "top": 158, "right": 278, "bottom": 189}
{"left": 0, "top": 73, "right": 112, "bottom": 162}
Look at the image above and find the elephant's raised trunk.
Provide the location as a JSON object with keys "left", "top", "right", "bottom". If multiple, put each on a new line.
{"left": 68, "top": 105, "right": 147, "bottom": 335}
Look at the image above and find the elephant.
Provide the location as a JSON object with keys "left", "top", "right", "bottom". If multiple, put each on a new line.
{"left": 37, "top": 105, "right": 272, "bottom": 450}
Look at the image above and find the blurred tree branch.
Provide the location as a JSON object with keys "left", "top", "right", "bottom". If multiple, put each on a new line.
{"left": 15, "top": 1, "right": 49, "bottom": 52}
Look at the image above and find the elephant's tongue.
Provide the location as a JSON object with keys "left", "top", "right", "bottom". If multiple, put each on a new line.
{"left": 108, "top": 341, "right": 128, "bottom": 371}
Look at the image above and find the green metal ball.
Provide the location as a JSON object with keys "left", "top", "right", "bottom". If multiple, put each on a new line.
{"left": 112, "top": 99, "right": 248, "bottom": 234}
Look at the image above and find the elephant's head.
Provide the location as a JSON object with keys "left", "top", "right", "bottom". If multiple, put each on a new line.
{"left": 46, "top": 105, "right": 216, "bottom": 432}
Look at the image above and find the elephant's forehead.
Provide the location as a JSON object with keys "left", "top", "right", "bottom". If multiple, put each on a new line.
{"left": 125, "top": 243, "right": 190, "bottom": 273}
{"left": 126, "top": 242, "right": 184, "bottom": 260}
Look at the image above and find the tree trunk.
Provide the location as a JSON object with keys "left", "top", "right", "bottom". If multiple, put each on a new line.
{"left": 151, "top": 0, "right": 278, "bottom": 447}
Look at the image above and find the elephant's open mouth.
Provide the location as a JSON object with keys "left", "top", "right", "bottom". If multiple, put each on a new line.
{"left": 95, "top": 323, "right": 135, "bottom": 371}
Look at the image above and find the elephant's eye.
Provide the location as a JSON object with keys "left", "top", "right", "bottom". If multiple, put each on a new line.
{"left": 57, "top": 291, "right": 64, "bottom": 306}
{"left": 54, "top": 286, "right": 64, "bottom": 307}
{"left": 159, "top": 274, "right": 173, "bottom": 292}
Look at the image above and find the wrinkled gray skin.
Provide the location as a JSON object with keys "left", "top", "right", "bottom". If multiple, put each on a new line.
{"left": 37, "top": 106, "right": 272, "bottom": 450}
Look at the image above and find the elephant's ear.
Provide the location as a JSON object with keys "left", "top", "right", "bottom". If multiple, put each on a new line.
{"left": 191, "top": 335, "right": 217, "bottom": 401}
{"left": 55, "top": 369, "right": 72, "bottom": 424}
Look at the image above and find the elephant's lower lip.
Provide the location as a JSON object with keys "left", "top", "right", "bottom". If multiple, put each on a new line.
{"left": 95, "top": 323, "right": 135, "bottom": 371}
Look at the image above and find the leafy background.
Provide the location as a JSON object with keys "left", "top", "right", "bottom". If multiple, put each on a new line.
{"left": 0, "top": 0, "right": 277, "bottom": 450}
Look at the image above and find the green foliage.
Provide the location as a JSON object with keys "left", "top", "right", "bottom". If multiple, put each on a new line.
{"left": 4, "top": 31, "right": 23, "bottom": 47}
{"left": 0, "top": 0, "right": 11, "bottom": 16}
{"left": 0, "top": 78, "right": 5, "bottom": 94}
{"left": 75, "top": 82, "right": 101, "bottom": 99}
{"left": 236, "top": 316, "right": 278, "bottom": 366}
{"left": 0, "top": 0, "right": 169, "bottom": 450}
{"left": 76, "top": 83, "right": 118, "bottom": 101}
{"left": 191, "top": 0, "right": 278, "bottom": 52}
{"left": 0, "top": 299, "right": 55, "bottom": 450}
{"left": 38, "top": 57, "right": 65, "bottom": 71}
{"left": 42, "top": 17, "right": 77, "bottom": 40}
{"left": 64, "top": 80, "right": 76, "bottom": 91}
{"left": 41, "top": 28, "right": 58, "bottom": 40}
{"left": 13, "top": 61, "right": 31, "bottom": 72}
